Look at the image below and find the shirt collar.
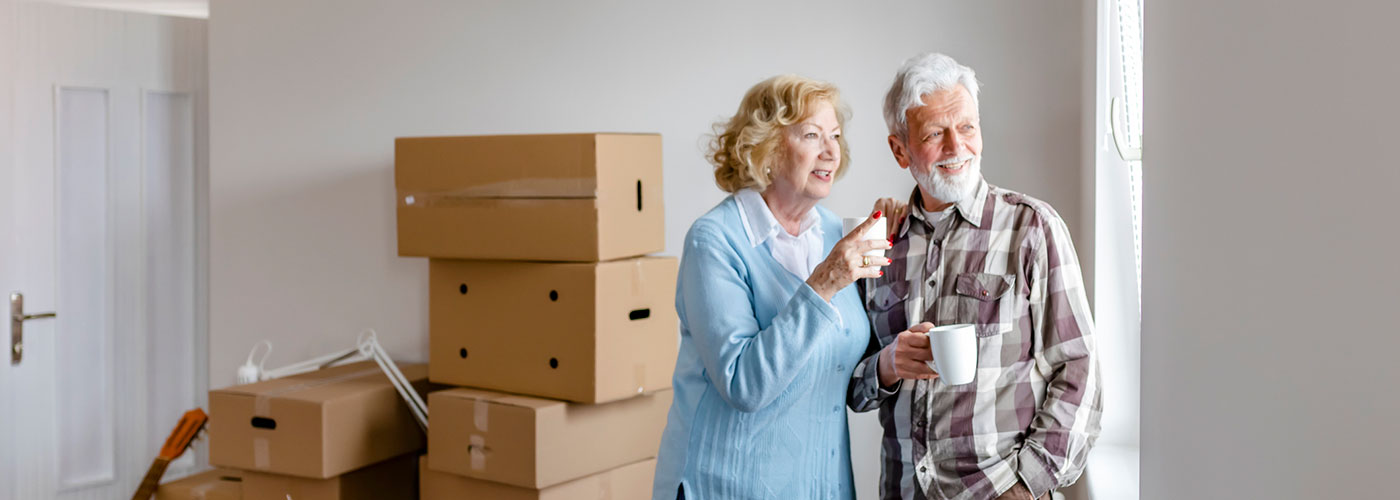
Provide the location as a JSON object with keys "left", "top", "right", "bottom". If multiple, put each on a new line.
{"left": 955, "top": 178, "right": 991, "bottom": 228}
{"left": 734, "top": 188, "right": 822, "bottom": 247}
{"left": 898, "top": 177, "right": 991, "bottom": 237}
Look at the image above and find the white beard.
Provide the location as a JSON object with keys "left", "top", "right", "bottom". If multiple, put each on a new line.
{"left": 912, "top": 154, "right": 981, "bottom": 204}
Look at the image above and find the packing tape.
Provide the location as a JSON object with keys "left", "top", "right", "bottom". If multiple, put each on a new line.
{"left": 631, "top": 260, "right": 650, "bottom": 396}
{"left": 469, "top": 435, "right": 487, "bottom": 471}
{"left": 631, "top": 258, "right": 645, "bottom": 296}
{"left": 253, "top": 437, "right": 270, "bottom": 469}
{"left": 398, "top": 177, "right": 597, "bottom": 207}
{"left": 473, "top": 400, "right": 489, "bottom": 432}
{"left": 597, "top": 472, "right": 613, "bottom": 499}
{"left": 252, "top": 367, "right": 382, "bottom": 417}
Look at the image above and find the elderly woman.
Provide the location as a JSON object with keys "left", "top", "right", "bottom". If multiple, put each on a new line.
{"left": 651, "top": 75, "right": 892, "bottom": 500}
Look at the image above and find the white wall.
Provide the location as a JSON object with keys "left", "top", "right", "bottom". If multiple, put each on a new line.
{"left": 209, "top": 1, "right": 1091, "bottom": 497}
{"left": 1143, "top": 1, "right": 1400, "bottom": 498}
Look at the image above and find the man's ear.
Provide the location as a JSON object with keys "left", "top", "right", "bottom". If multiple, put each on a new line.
{"left": 888, "top": 135, "right": 911, "bottom": 169}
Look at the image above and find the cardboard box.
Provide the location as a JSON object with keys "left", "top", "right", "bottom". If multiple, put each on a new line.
{"left": 394, "top": 133, "right": 665, "bottom": 262}
{"left": 155, "top": 468, "right": 242, "bottom": 500}
{"left": 209, "top": 361, "right": 428, "bottom": 478}
{"left": 242, "top": 453, "right": 417, "bottom": 500}
{"left": 420, "top": 455, "right": 656, "bottom": 500}
{"left": 427, "top": 387, "right": 671, "bottom": 489}
{"left": 429, "top": 256, "right": 678, "bottom": 403}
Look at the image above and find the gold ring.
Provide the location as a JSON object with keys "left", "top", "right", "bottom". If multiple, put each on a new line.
{"left": 862, "top": 255, "right": 871, "bottom": 267}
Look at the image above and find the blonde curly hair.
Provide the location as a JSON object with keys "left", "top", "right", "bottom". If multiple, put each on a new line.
{"left": 710, "top": 75, "right": 851, "bottom": 193}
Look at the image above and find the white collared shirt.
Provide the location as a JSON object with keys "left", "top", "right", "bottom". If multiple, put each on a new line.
{"left": 734, "top": 188, "right": 824, "bottom": 279}
{"left": 733, "top": 189, "right": 842, "bottom": 322}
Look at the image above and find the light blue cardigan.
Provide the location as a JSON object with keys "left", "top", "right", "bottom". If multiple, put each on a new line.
{"left": 652, "top": 196, "right": 870, "bottom": 500}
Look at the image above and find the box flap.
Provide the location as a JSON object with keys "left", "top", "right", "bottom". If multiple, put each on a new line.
{"left": 154, "top": 468, "right": 242, "bottom": 500}
{"left": 397, "top": 197, "right": 613, "bottom": 261}
{"left": 211, "top": 361, "right": 426, "bottom": 403}
{"left": 395, "top": 133, "right": 660, "bottom": 199}
{"left": 431, "top": 387, "right": 561, "bottom": 410}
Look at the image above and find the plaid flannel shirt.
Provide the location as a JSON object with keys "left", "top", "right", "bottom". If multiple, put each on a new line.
{"left": 847, "top": 180, "right": 1102, "bottom": 500}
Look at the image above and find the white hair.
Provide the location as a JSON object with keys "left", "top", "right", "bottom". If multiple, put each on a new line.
{"left": 883, "top": 52, "right": 981, "bottom": 140}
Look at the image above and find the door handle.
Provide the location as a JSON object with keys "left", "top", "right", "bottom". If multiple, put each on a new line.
{"left": 10, "top": 292, "right": 57, "bottom": 364}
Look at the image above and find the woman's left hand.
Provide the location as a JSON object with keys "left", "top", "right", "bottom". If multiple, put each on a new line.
{"left": 872, "top": 198, "right": 908, "bottom": 239}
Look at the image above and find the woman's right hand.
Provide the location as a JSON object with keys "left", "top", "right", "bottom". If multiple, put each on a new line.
{"left": 806, "top": 210, "right": 892, "bottom": 302}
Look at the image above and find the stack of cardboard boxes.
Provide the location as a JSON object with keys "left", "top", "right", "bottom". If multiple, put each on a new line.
{"left": 396, "top": 133, "right": 677, "bottom": 498}
{"left": 194, "top": 361, "right": 431, "bottom": 499}
{"left": 161, "top": 133, "right": 674, "bottom": 500}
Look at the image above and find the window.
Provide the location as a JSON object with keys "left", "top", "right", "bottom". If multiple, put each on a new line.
{"left": 1118, "top": 0, "right": 1145, "bottom": 298}
{"left": 1088, "top": 0, "right": 1144, "bottom": 497}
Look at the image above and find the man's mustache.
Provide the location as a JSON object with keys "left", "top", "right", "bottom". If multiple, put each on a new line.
{"left": 932, "top": 155, "right": 976, "bottom": 167}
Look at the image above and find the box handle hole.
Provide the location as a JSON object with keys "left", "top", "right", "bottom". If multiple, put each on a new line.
{"left": 636, "top": 180, "right": 643, "bottom": 212}
{"left": 628, "top": 308, "right": 651, "bottom": 320}
{"left": 251, "top": 417, "right": 277, "bottom": 430}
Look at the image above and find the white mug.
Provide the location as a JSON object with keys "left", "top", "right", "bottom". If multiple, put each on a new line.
{"left": 926, "top": 323, "right": 977, "bottom": 385}
{"left": 841, "top": 216, "right": 886, "bottom": 258}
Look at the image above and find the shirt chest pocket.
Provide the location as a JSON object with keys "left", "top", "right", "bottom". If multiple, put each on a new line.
{"left": 864, "top": 279, "right": 909, "bottom": 337}
{"left": 954, "top": 272, "right": 1017, "bottom": 337}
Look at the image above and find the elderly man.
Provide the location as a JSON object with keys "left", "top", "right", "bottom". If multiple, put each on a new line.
{"left": 848, "top": 53, "right": 1102, "bottom": 500}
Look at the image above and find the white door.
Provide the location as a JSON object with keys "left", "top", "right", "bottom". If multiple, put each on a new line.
{"left": 1, "top": 3, "right": 208, "bottom": 499}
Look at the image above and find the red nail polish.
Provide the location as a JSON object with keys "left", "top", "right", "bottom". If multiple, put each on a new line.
{"left": 873, "top": 210, "right": 883, "bottom": 219}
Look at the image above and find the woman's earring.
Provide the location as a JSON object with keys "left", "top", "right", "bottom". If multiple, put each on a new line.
{"left": 764, "top": 167, "right": 772, "bottom": 178}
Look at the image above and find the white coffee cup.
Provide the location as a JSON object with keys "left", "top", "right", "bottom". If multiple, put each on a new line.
{"left": 841, "top": 216, "right": 886, "bottom": 258}
{"left": 926, "top": 323, "right": 977, "bottom": 385}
